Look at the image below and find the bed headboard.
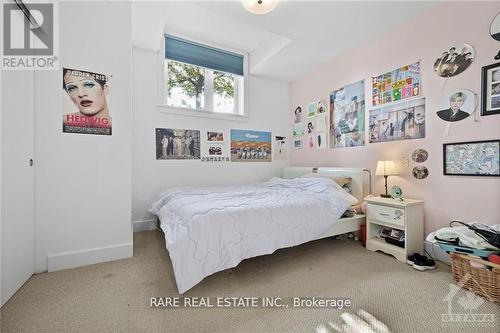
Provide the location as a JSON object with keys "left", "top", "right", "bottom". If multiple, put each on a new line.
{"left": 282, "top": 167, "right": 365, "bottom": 204}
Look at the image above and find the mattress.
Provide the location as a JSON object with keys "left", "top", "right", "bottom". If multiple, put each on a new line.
{"left": 149, "top": 177, "right": 358, "bottom": 293}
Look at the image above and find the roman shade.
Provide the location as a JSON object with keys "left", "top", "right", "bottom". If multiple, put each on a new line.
{"left": 165, "top": 35, "right": 244, "bottom": 76}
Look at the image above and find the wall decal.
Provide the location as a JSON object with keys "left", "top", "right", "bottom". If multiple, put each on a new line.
{"left": 481, "top": 62, "right": 500, "bottom": 116}
{"left": 437, "top": 90, "right": 477, "bottom": 122}
{"left": 412, "top": 149, "right": 428, "bottom": 163}
{"left": 330, "top": 79, "right": 365, "bottom": 148}
{"left": 372, "top": 62, "right": 420, "bottom": 107}
{"left": 156, "top": 128, "right": 201, "bottom": 160}
{"left": 230, "top": 129, "right": 271, "bottom": 162}
{"left": 443, "top": 140, "right": 499, "bottom": 176}
{"left": 62, "top": 67, "right": 112, "bottom": 135}
{"left": 412, "top": 166, "right": 429, "bottom": 180}
{"left": 434, "top": 44, "right": 475, "bottom": 78}
{"left": 369, "top": 97, "right": 425, "bottom": 143}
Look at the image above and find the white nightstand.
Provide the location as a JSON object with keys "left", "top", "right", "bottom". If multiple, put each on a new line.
{"left": 365, "top": 196, "right": 424, "bottom": 263}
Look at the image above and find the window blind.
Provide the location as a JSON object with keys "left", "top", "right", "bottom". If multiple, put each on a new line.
{"left": 165, "top": 35, "right": 244, "bottom": 76}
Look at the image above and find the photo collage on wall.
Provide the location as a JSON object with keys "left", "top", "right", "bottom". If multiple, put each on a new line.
{"left": 62, "top": 67, "right": 112, "bottom": 135}
{"left": 372, "top": 61, "right": 420, "bottom": 107}
{"left": 329, "top": 80, "right": 365, "bottom": 148}
{"left": 305, "top": 101, "right": 328, "bottom": 149}
{"left": 369, "top": 97, "right": 425, "bottom": 143}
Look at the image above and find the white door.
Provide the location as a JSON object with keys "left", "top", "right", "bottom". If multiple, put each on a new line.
{"left": 0, "top": 68, "right": 35, "bottom": 306}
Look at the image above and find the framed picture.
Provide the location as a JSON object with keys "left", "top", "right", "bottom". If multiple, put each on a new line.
{"left": 481, "top": 63, "right": 500, "bottom": 116}
{"left": 443, "top": 139, "right": 500, "bottom": 177}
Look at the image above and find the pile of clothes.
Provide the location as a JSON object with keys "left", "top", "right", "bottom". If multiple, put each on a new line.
{"left": 426, "top": 221, "right": 500, "bottom": 265}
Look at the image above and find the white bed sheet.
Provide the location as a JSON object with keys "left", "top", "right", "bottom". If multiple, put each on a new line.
{"left": 149, "top": 177, "right": 357, "bottom": 294}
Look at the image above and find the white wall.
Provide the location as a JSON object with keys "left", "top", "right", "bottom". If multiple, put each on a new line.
{"left": 34, "top": 1, "right": 133, "bottom": 272}
{"left": 131, "top": 47, "right": 290, "bottom": 225}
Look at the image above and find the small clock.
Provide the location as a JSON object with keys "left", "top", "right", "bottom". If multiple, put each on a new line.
{"left": 390, "top": 185, "right": 403, "bottom": 199}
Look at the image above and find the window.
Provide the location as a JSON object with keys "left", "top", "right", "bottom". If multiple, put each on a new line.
{"left": 163, "top": 35, "right": 245, "bottom": 115}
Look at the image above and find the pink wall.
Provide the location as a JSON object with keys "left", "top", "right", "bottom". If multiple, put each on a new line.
{"left": 290, "top": 1, "right": 500, "bottom": 233}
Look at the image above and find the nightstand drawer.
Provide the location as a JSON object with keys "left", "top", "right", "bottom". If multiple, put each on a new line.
{"left": 367, "top": 204, "right": 405, "bottom": 227}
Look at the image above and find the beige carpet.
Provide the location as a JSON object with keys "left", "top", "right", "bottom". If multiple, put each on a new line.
{"left": 1, "top": 231, "right": 498, "bottom": 333}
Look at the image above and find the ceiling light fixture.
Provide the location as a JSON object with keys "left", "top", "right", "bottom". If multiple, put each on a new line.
{"left": 242, "top": 0, "right": 279, "bottom": 15}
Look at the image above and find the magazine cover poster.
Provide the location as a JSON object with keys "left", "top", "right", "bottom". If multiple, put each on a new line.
{"left": 62, "top": 68, "right": 112, "bottom": 135}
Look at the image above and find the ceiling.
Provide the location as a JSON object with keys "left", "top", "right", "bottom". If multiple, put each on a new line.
{"left": 132, "top": 1, "right": 439, "bottom": 82}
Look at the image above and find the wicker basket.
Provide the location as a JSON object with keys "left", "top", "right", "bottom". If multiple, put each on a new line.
{"left": 450, "top": 253, "right": 500, "bottom": 304}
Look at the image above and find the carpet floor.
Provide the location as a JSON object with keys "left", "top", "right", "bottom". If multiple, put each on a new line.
{"left": 1, "top": 230, "right": 498, "bottom": 333}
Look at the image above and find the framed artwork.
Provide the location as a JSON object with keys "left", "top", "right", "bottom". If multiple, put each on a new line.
{"left": 230, "top": 129, "right": 271, "bottom": 162}
{"left": 481, "top": 63, "right": 500, "bottom": 116}
{"left": 372, "top": 62, "right": 420, "bottom": 107}
{"left": 434, "top": 44, "right": 475, "bottom": 78}
{"left": 443, "top": 140, "right": 500, "bottom": 177}
{"left": 329, "top": 80, "right": 365, "bottom": 148}
{"left": 369, "top": 97, "right": 425, "bottom": 143}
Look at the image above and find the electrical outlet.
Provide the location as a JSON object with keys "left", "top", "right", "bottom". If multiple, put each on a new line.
{"left": 401, "top": 157, "right": 409, "bottom": 168}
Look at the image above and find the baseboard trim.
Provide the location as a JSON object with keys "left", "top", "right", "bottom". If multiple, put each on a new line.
{"left": 47, "top": 242, "right": 133, "bottom": 272}
{"left": 133, "top": 219, "right": 157, "bottom": 232}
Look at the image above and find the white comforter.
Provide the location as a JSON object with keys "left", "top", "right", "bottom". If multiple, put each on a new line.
{"left": 149, "top": 177, "right": 357, "bottom": 294}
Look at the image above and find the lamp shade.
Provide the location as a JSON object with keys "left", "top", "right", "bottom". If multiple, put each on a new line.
{"left": 242, "top": 0, "right": 279, "bottom": 15}
{"left": 375, "top": 160, "right": 398, "bottom": 176}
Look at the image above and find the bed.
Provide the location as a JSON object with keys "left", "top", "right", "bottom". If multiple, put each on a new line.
{"left": 149, "top": 167, "right": 367, "bottom": 294}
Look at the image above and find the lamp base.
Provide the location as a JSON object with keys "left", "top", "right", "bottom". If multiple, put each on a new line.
{"left": 380, "top": 194, "right": 392, "bottom": 198}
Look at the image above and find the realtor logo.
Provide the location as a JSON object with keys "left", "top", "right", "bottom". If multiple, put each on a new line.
{"left": 441, "top": 273, "right": 495, "bottom": 327}
{"left": 1, "top": 1, "right": 58, "bottom": 70}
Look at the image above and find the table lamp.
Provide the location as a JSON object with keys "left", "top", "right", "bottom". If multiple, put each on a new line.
{"left": 375, "top": 160, "right": 398, "bottom": 198}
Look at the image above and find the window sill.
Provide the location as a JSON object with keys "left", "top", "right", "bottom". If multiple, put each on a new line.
{"left": 157, "top": 105, "right": 249, "bottom": 122}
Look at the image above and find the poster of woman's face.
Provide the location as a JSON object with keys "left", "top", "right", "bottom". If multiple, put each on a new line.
{"left": 436, "top": 90, "right": 477, "bottom": 122}
{"left": 294, "top": 106, "right": 303, "bottom": 123}
{"left": 434, "top": 44, "right": 475, "bottom": 78}
{"left": 62, "top": 68, "right": 112, "bottom": 135}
